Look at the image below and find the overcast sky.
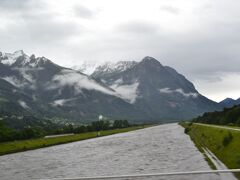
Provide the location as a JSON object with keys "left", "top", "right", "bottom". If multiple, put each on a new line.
{"left": 0, "top": 0, "right": 240, "bottom": 101}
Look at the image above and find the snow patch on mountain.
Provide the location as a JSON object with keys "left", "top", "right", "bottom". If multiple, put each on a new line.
{"left": 51, "top": 99, "right": 68, "bottom": 106}
{"left": 110, "top": 79, "right": 139, "bottom": 104}
{"left": 72, "top": 60, "right": 138, "bottom": 76}
{"left": 0, "top": 50, "right": 50, "bottom": 68}
{"left": 93, "top": 61, "right": 137, "bottom": 75}
{"left": 159, "top": 87, "right": 198, "bottom": 98}
{"left": 27, "top": 57, "right": 49, "bottom": 67}
{"left": 0, "top": 50, "right": 30, "bottom": 66}
{"left": 71, "top": 61, "right": 101, "bottom": 75}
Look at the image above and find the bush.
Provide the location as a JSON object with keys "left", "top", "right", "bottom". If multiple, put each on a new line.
{"left": 236, "top": 156, "right": 240, "bottom": 167}
{"left": 113, "top": 120, "right": 130, "bottom": 129}
{"left": 184, "top": 127, "right": 191, "bottom": 134}
{"left": 236, "top": 117, "right": 240, "bottom": 126}
{"left": 222, "top": 132, "right": 233, "bottom": 147}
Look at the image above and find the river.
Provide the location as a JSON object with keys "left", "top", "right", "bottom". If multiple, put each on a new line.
{"left": 0, "top": 123, "right": 228, "bottom": 179}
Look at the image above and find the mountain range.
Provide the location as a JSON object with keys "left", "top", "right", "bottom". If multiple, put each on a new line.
{"left": 0, "top": 50, "right": 222, "bottom": 123}
{"left": 219, "top": 98, "right": 240, "bottom": 108}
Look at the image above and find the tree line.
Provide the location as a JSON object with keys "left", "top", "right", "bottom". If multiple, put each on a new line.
{"left": 0, "top": 117, "right": 131, "bottom": 142}
{"left": 192, "top": 105, "right": 240, "bottom": 125}
{"left": 54, "top": 119, "right": 130, "bottom": 134}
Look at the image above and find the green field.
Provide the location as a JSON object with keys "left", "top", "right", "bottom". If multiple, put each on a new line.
{"left": 181, "top": 122, "right": 240, "bottom": 179}
{"left": 0, "top": 125, "right": 150, "bottom": 156}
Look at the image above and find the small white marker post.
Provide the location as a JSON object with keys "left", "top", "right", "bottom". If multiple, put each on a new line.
{"left": 98, "top": 115, "right": 103, "bottom": 137}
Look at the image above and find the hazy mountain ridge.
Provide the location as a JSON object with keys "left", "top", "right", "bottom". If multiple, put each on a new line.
{"left": 219, "top": 98, "right": 240, "bottom": 108}
{"left": 0, "top": 50, "right": 221, "bottom": 122}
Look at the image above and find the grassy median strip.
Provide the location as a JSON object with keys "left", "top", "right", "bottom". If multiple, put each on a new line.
{"left": 0, "top": 125, "right": 151, "bottom": 156}
{"left": 181, "top": 122, "right": 240, "bottom": 179}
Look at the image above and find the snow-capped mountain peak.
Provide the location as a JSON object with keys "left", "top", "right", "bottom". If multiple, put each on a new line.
{"left": 71, "top": 61, "right": 100, "bottom": 75}
{"left": 0, "top": 50, "right": 53, "bottom": 68}
{"left": 108, "top": 61, "right": 137, "bottom": 72}
{"left": 0, "top": 50, "right": 29, "bottom": 66}
{"left": 92, "top": 61, "right": 138, "bottom": 77}
{"left": 71, "top": 60, "right": 138, "bottom": 76}
{"left": 11, "top": 50, "right": 25, "bottom": 57}
{"left": 28, "top": 56, "right": 50, "bottom": 67}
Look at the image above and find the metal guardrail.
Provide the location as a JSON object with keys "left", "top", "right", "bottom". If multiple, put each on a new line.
{"left": 42, "top": 169, "right": 240, "bottom": 180}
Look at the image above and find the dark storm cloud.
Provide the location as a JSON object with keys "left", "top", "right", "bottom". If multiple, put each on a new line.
{"left": 74, "top": 5, "right": 96, "bottom": 19}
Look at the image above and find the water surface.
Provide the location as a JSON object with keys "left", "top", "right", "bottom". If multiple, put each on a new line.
{"left": 0, "top": 124, "right": 222, "bottom": 179}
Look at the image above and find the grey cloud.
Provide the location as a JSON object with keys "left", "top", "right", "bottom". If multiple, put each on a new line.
{"left": 160, "top": 23, "right": 240, "bottom": 78}
{"left": 159, "top": 87, "right": 198, "bottom": 98}
{"left": 0, "top": 20, "right": 80, "bottom": 46}
{"left": 0, "top": 0, "right": 45, "bottom": 13}
{"left": 0, "top": 5, "right": 82, "bottom": 48}
{"left": 110, "top": 20, "right": 240, "bottom": 82}
{"left": 0, "top": 0, "right": 30, "bottom": 10}
{"left": 49, "top": 69, "right": 117, "bottom": 96}
{"left": 0, "top": 0, "right": 85, "bottom": 48}
{"left": 26, "top": 20, "right": 81, "bottom": 42}
{"left": 160, "top": 5, "right": 180, "bottom": 14}
{"left": 74, "top": 5, "right": 96, "bottom": 19}
{"left": 116, "top": 21, "right": 159, "bottom": 34}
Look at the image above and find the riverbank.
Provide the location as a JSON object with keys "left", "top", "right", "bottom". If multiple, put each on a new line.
{"left": 181, "top": 122, "right": 240, "bottom": 179}
{"left": 0, "top": 125, "right": 151, "bottom": 156}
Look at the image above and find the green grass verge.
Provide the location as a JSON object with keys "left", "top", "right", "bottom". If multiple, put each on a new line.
{"left": 0, "top": 125, "right": 151, "bottom": 156}
{"left": 179, "top": 122, "right": 217, "bottom": 170}
{"left": 180, "top": 122, "right": 240, "bottom": 179}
